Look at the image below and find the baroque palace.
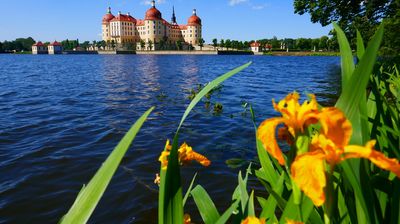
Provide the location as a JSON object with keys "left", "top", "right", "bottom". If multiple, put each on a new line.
{"left": 102, "top": 0, "right": 202, "bottom": 50}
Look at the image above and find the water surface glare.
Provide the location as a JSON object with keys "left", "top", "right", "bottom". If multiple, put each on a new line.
{"left": 0, "top": 54, "right": 340, "bottom": 223}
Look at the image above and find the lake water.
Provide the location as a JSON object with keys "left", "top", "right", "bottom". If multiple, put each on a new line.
{"left": 0, "top": 54, "right": 340, "bottom": 223}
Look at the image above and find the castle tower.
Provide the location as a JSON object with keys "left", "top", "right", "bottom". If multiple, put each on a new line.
{"left": 186, "top": 9, "right": 202, "bottom": 45}
{"left": 102, "top": 7, "right": 115, "bottom": 42}
{"left": 171, "top": 6, "right": 177, "bottom": 24}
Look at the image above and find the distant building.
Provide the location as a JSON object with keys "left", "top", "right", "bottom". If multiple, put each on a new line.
{"left": 250, "top": 42, "right": 261, "bottom": 53}
{"left": 32, "top": 42, "right": 48, "bottom": 54}
{"left": 48, "top": 41, "right": 63, "bottom": 54}
{"left": 102, "top": 0, "right": 203, "bottom": 50}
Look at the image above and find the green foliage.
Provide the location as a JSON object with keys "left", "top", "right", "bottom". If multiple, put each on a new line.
{"left": 158, "top": 62, "right": 252, "bottom": 224}
{"left": 294, "top": 0, "right": 400, "bottom": 55}
{"left": 60, "top": 107, "right": 154, "bottom": 224}
{"left": 1, "top": 37, "right": 35, "bottom": 52}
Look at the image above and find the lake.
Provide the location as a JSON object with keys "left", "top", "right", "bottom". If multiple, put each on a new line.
{"left": 0, "top": 54, "right": 340, "bottom": 223}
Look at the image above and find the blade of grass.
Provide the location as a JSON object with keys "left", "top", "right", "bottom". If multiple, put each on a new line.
{"left": 60, "top": 107, "right": 154, "bottom": 224}
{"left": 191, "top": 185, "right": 220, "bottom": 224}
{"left": 176, "top": 62, "right": 252, "bottom": 132}
{"left": 248, "top": 191, "right": 255, "bottom": 217}
{"left": 183, "top": 173, "right": 197, "bottom": 207}
{"left": 356, "top": 30, "right": 365, "bottom": 60}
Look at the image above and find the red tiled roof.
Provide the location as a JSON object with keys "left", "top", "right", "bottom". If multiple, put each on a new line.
{"left": 145, "top": 7, "right": 162, "bottom": 20}
{"left": 188, "top": 15, "right": 201, "bottom": 26}
{"left": 250, "top": 42, "right": 260, "bottom": 47}
{"left": 111, "top": 14, "right": 137, "bottom": 23}
{"left": 179, "top": 25, "right": 187, "bottom": 30}
{"left": 136, "top": 19, "right": 145, "bottom": 26}
{"left": 33, "top": 42, "right": 44, "bottom": 47}
{"left": 102, "top": 13, "right": 115, "bottom": 23}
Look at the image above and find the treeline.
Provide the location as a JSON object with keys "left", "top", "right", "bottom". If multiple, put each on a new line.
{"left": 0, "top": 38, "right": 109, "bottom": 53}
{"left": 0, "top": 37, "right": 36, "bottom": 52}
{"left": 211, "top": 35, "right": 339, "bottom": 52}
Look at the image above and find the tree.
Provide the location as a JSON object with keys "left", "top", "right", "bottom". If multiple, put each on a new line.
{"left": 148, "top": 40, "right": 153, "bottom": 50}
{"left": 140, "top": 40, "right": 145, "bottom": 50}
{"left": 296, "top": 38, "right": 312, "bottom": 50}
{"left": 220, "top": 39, "right": 225, "bottom": 50}
{"left": 176, "top": 40, "right": 183, "bottom": 50}
{"left": 198, "top": 38, "right": 205, "bottom": 50}
{"left": 319, "top": 36, "right": 329, "bottom": 51}
{"left": 0, "top": 42, "right": 3, "bottom": 53}
{"left": 225, "top": 39, "right": 232, "bottom": 50}
{"left": 271, "top": 36, "right": 280, "bottom": 49}
{"left": 311, "top": 38, "right": 320, "bottom": 51}
{"left": 294, "top": 0, "right": 396, "bottom": 29}
{"left": 111, "top": 40, "right": 116, "bottom": 49}
{"left": 212, "top": 38, "right": 218, "bottom": 50}
{"left": 293, "top": 0, "right": 400, "bottom": 53}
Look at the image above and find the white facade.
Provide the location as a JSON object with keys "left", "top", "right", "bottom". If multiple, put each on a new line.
{"left": 102, "top": 1, "right": 202, "bottom": 50}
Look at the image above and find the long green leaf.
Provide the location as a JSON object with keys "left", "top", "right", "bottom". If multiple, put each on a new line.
{"left": 191, "top": 185, "right": 220, "bottom": 224}
{"left": 60, "top": 107, "right": 154, "bottom": 224}
{"left": 333, "top": 22, "right": 355, "bottom": 88}
{"left": 336, "top": 23, "right": 384, "bottom": 144}
{"left": 356, "top": 30, "right": 365, "bottom": 60}
{"left": 176, "top": 62, "right": 252, "bottom": 132}
{"left": 215, "top": 200, "right": 240, "bottom": 224}
{"left": 160, "top": 62, "right": 252, "bottom": 224}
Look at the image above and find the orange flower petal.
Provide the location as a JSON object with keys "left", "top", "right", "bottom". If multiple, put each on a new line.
{"left": 344, "top": 140, "right": 400, "bottom": 177}
{"left": 291, "top": 150, "right": 326, "bottom": 206}
{"left": 311, "top": 134, "right": 342, "bottom": 165}
{"left": 257, "top": 117, "right": 286, "bottom": 165}
{"left": 319, "top": 107, "right": 352, "bottom": 148}
{"left": 298, "top": 94, "right": 319, "bottom": 129}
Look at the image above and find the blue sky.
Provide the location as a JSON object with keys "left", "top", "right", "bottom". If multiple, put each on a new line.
{"left": 0, "top": 0, "right": 332, "bottom": 43}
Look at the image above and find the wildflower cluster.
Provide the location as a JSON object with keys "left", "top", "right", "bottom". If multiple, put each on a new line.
{"left": 257, "top": 92, "right": 400, "bottom": 206}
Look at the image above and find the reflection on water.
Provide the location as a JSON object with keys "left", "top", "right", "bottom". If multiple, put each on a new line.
{"left": 0, "top": 55, "right": 340, "bottom": 223}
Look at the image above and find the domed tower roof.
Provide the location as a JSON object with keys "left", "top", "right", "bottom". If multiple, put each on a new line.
{"left": 145, "top": 0, "right": 162, "bottom": 20}
{"left": 102, "top": 7, "right": 115, "bottom": 24}
{"left": 188, "top": 9, "right": 201, "bottom": 26}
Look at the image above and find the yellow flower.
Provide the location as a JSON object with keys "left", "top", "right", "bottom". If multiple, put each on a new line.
{"left": 257, "top": 92, "right": 319, "bottom": 165}
{"left": 158, "top": 140, "right": 211, "bottom": 170}
{"left": 291, "top": 107, "right": 400, "bottom": 206}
{"left": 241, "top": 216, "right": 266, "bottom": 224}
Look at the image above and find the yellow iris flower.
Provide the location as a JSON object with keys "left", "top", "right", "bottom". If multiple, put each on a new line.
{"left": 291, "top": 108, "right": 400, "bottom": 206}
{"left": 241, "top": 217, "right": 266, "bottom": 224}
{"left": 159, "top": 139, "right": 211, "bottom": 170}
{"left": 257, "top": 92, "right": 319, "bottom": 165}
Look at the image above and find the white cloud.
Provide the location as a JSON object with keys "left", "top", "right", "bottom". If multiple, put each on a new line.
{"left": 142, "top": 0, "right": 166, "bottom": 5}
{"left": 229, "top": 0, "right": 248, "bottom": 6}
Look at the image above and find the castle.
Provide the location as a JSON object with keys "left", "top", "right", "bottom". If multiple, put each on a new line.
{"left": 102, "top": 0, "right": 202, "bottom": 50}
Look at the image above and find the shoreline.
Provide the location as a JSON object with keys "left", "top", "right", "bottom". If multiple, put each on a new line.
{"left": 1, "top": 50, "right": 340, "bottom": 56}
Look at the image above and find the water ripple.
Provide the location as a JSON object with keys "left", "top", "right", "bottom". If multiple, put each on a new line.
{"left": 0, "top": 54, "right": 340, "bottom": 223}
